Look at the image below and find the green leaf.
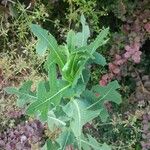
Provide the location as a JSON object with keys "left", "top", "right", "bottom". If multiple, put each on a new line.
{"left": 87, "top": 81, "right": 121, "bottom": 109}
{"left": 48, "top": 110, "right": 66, "bottom": 131}
{"left": 58, "top": 45, "right": 70, "bottom": 61}
{"left": 101, "top": 143, "right": 111, "bottom": 150}
{"left": 72, "top": 27, "right": 109, "bottom": 84}
{"left": 63, "top": 99, "right": 100, "bottom": 148}
{"left": 31, "top": 24, "right": 49, "bottom": 55}
{"left": 41, "top": 139, "right": 58, "bottom": 150}
{"left": 73, "top": 68, "right": 90, "bottom": 96}
{"left": 67, "top": 30, "right": 76, "bottom": 51}
{"left": 44, "top": 53, "right": 56, "bottom": 72}
{"left": 92, "top": 80, "right": 121, "bottom": 104}
{"left": 83, "top": 81, "right": 121, "bottom": 122}
{"left": 27, "top": 81, "right": 49, "bottom": 120}
{"left": 26, "top": 81, "right": 70, "bottom": 121}
{"left": 56, "top": 129, "right": 74, "bottom": 150}
{"left": 92, "top": 52, "right": 106, "bottom": 66}
{"left": 63, "top": 27, "right": 108, "bottom": 86}
{"left": 25, "top": 50, "right": 70, "bottom": 121}
{"left": 4, "top": 81, "right": 36, "bottom": 107}
{"left": 81, "top": 135, "right": 101, "bottom": 150}
{"left": 99, "top": 108, "right": 109, "bottom": 122}
{"left": 76, "top": 14, "right": 90, "bottom": 48}
{"left": 62, "top": 51, "right": 91, "bottom": 85}
{"left": 87, "top": 135, "right": 100, "bottom": 149}
{"left": 26, "top": 56, "right": 68, "bottom": 120}
{"left": 48, "top": 55, "right": 57, "bottom": 95}
{"left": 88, "top": 27, "right": 109, "bottom": 53}
{"left": 81, "top": 90, "right": 97, "bottom": 105}
{"left": 31, "top": 24, "right": 65, "bottom": 68}
{"left": 37, "top": 81, "right": 47, "bottom": 100}
{"left": 81, "top": 135, "right": 111, "bottom": 150}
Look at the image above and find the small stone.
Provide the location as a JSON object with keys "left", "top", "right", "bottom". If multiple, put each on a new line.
{"left": 144, "top": 81, "right": 150, "bottom": 88}
{"left": 142, "top": 75, "right": 149, "bottom": 81}
{"left": 143, "top": 19, "right": 147, "bottom": 23}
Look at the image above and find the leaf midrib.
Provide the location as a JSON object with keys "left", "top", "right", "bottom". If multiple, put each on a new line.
{"left": 48, "top": 116, "right": 66, "bottom": 126}
{"left": 73, "top": 100, "right": 81, "bottom": 149}
{"left": 35, "top": 28, "right": 64, "bottom": 67}
{"left": 62, "top": 131, "right": 70, "bottom": 150}
{"left": 28, "top": 84, "right": 70, "bottom": 111}
{"left": 86, "top": 86, "right": 114, "bottom": 110}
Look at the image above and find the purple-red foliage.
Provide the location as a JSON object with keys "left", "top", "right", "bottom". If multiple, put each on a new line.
{"left": 141, "top": 114, "right": 150, "bottom": 150}
{"left": 0, "top": 120, "right": 44, "bottom": 150}
{"left": 99, "top": 1, "right": 150, "bottom": 86}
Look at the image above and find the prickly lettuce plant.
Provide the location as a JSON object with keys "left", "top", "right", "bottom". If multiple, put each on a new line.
{"left": 5, "top": 15, "right": 122, "bottom": 150}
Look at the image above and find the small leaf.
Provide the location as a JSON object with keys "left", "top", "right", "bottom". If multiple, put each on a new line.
{"left": 88, "top": 27, "right": 109, "bottom": 53}
{"left": 81, "top": 134, "right": 100, "bottom": 150}
{"left": 99, "top": 108, "right": 109, "bottom": 122}
{"left": 62, "top": 51, "right": 90, "bottom": 85}
{"left": 92, "top": 52, "right": 106, "bottom": 66}
{"left": 76, "top": 14, "right": 90, "bottom": 47}
{"left": 67, "top": 30, "right": 76, "bottom": 51}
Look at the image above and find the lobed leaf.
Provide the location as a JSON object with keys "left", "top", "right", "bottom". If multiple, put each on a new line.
{"left": 4, "top": 81, "right": 36, "bottom": 107}
{"left": 31, "top": 24, "right": 65, "bottom": 68}
{"left": 86, "top": 81, "right": 121, "bottom": 109}
{"left": 26, "top": 82, "right": 70, "bottom": 121}
{"left": 63, "top": 98, "right": 100, "bottom": 148}
{"left": 82, "top": 80, "right": 121, "bottom": 122}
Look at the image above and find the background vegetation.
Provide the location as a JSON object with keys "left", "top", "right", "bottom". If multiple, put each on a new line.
{"left": 0, "top": 0, "right": 149, "bottom": 149}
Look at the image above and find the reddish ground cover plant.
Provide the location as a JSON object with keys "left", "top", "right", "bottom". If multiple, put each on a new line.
{"left": 99, "top": 0, "right": 150, "bottom": 86}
